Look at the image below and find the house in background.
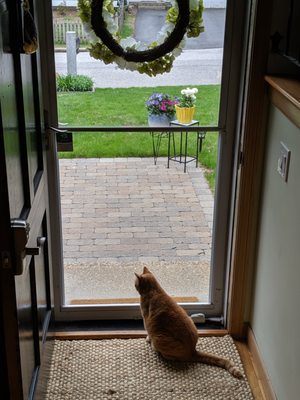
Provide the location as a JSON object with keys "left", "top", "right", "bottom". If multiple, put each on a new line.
{"left": 0, "top": 0, "right": 299, "bottom": 399}
{"left": 52, "top": 0, "right": 77, "bottom": 6}
{"left": 51, "top": 0, "right": 227, "bottom": 8}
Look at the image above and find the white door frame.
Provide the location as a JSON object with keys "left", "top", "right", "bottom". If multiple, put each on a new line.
{"left": 40, "top": 0, "right": 251, "bottom": 321}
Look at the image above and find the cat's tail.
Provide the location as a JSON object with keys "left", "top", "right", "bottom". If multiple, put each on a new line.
{"left": 192, "top": 350, "right": 243, "bottom": 379}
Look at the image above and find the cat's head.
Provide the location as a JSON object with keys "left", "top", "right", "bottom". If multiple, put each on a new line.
{"left": 134, "top": 266, "right": 156, "bottom": 294}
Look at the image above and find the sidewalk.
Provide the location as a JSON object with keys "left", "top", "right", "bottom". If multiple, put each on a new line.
{"left": 54, "top": 6, "right": 224, "bottom": 88}
{"left": 55, "top": 48, "right": 223, "bottom": 88}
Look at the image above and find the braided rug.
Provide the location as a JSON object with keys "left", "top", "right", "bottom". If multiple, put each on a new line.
{"left": 40, "top": 335, "right": 253, "bottom": 400}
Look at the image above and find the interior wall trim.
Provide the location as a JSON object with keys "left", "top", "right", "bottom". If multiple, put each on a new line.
{"left": 227, "top": 0, "right": 273, "bottom": 339}
{"left": 265, "top": 75, "right": 300, "bottom": 129}
{"left": 247, "top": 327, "right": 277, "bottom": 400}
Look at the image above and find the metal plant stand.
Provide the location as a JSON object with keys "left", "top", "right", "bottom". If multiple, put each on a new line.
{"left": 150, "top": 120, "right": 206, "bottom": 170}
{"left": 168, "top": 120, "right": 206, "bottom": 172}
{"left": 151, "top": 132, "right": 171, "bottom": 165}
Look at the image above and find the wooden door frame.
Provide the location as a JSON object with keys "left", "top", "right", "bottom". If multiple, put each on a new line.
{"left": 44, "top": 0, "right": 254, "bottom": 323}
{"left": 21, "top": 0, "right": 274, "bottom": 336}
{"left": 226, "top": 0, "right": 274, "bottom": 339}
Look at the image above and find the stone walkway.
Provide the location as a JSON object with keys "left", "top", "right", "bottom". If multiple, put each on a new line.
{"left": 59, "top": 157, "right": 214, "bottom": 303}
{"left": 60, "top": 157, "right": 214, "bottom": 264}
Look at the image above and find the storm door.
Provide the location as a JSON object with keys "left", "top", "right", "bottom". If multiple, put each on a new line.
{"left": 46, "top": 0, "right": 250, "bottom": 322}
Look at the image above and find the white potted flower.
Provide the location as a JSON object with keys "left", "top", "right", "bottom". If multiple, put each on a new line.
{"left": 175, "top": 87, "right": 198, "bottom": 124}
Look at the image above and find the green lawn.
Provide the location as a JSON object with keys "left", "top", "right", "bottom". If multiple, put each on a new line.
{"left": 57, "top": 85, "right": 220, "bottom": 189}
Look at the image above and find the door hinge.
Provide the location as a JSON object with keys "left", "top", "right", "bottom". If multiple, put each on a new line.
{"left": 1, "top": 251, "right": 11, "bottom": 269}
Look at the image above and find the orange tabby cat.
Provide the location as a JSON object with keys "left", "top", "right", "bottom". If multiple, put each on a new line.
{"left": 135, "top": 266, "right": 243, "bottom": 379}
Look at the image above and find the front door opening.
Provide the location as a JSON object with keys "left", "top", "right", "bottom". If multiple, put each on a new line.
{"left": 50, "top": 0, "right": 235, "bottom": 320}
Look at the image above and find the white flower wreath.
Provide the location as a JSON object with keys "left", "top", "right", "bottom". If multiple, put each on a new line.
{"left": 78, "top": 0, "right": 204, "bottom": 76}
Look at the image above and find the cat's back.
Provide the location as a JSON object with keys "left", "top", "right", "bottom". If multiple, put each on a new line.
{"left": 145, "top": 290, "right": 198, "bottom": 342}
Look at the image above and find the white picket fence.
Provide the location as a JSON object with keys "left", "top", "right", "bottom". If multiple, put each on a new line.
{"left": 53, "top": 18, "right": 88, "bottom": 44}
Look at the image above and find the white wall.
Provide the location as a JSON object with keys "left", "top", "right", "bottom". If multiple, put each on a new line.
{"left": 250, "top": 104, "right": 300, "bottom": 400}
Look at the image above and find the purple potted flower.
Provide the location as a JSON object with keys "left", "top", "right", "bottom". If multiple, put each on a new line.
{"left": 146, "top": 93, "right": 177, "bottom": 127}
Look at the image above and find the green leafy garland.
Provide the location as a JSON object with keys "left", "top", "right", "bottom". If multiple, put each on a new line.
{"left": 78, "top": 0, "right": 204, "bottom": 76}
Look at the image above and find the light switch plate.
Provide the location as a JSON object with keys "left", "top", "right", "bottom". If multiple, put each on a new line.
{"left": 277, "top": 142, "right": 291, "bottom": 182}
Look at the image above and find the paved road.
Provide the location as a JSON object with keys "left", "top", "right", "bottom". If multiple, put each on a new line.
{"left": 135, "top": 9, "right": 226, "bottom": 49}
{"left": 54, "top": 8, "right": 224, "bottom": 88}
{"left": 55, "top": 48, "right": 223, "bottom": 88}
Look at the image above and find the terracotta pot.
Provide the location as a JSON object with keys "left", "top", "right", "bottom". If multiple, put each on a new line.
{"left": 175, "top": 105, "right": 196, "bottom": 124}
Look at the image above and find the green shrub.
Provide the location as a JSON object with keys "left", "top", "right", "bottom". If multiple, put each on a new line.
{"left": 120, "top": 11, "right": 135, "bottom": 38}
{"left": 56, "top": 74, "right": 93, "bottom": 92}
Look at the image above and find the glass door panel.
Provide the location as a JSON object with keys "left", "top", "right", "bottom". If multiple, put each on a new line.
{"left": 46, "top": 0, "right": 246, "bottom": 320}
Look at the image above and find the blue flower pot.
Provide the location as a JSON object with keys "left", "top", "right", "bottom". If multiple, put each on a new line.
{"left": 148, "top": 114, "right": 174, "bottom": 127}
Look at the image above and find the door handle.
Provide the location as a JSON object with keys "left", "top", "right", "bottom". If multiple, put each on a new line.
{"left": 11, "top": 218, "right": 30, "bottom": 275}
{"left": 26, "top": 236, "right": 46, "bottom": 256}
{"left": 11, "top": 219, "right": 46, "bottom": 275}
{"left": 46, "top": 126, "right": 73, "bottom": 151}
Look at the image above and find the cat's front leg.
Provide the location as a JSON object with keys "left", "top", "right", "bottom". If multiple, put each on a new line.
{"left": 145, "top": 334, "right": 158, "bottom": 352}
{"left": 146, "top": 335, "right": 151, "bottom": 344}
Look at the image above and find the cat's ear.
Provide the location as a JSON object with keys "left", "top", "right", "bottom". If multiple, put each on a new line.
{"left": 134, "top": 272, "right": 141, "bottom": 279}
{"left": 143, "top": 266, "right": 150, "bottom": 274}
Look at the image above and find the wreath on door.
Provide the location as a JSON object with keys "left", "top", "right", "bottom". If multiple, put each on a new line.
{"left": 78, "top": 0, "right": 204, "bottom": 76}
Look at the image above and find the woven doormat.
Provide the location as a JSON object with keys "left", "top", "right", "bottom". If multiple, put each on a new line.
{"left": 38, "top": 336, "right": 253, "bottom": 400}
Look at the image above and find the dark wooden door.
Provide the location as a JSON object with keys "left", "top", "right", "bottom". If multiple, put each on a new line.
{"left": 0, "top": 1, "right": 53, "bottom": 398}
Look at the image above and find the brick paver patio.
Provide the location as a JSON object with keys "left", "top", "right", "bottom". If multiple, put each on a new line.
{"left": 59, "top": 157, "right": 214, "bottom": 303}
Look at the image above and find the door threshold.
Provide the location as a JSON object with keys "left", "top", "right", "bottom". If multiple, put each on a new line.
{"left": 49, "top": 329, "right": 229, "bottom": 340}
{"left": 50, "top": 319, "right": 226, "bottom": 338}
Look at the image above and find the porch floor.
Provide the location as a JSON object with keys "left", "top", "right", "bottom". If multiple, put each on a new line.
{"left": 59, "top": 157, "right": 214, "bottom": 304}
